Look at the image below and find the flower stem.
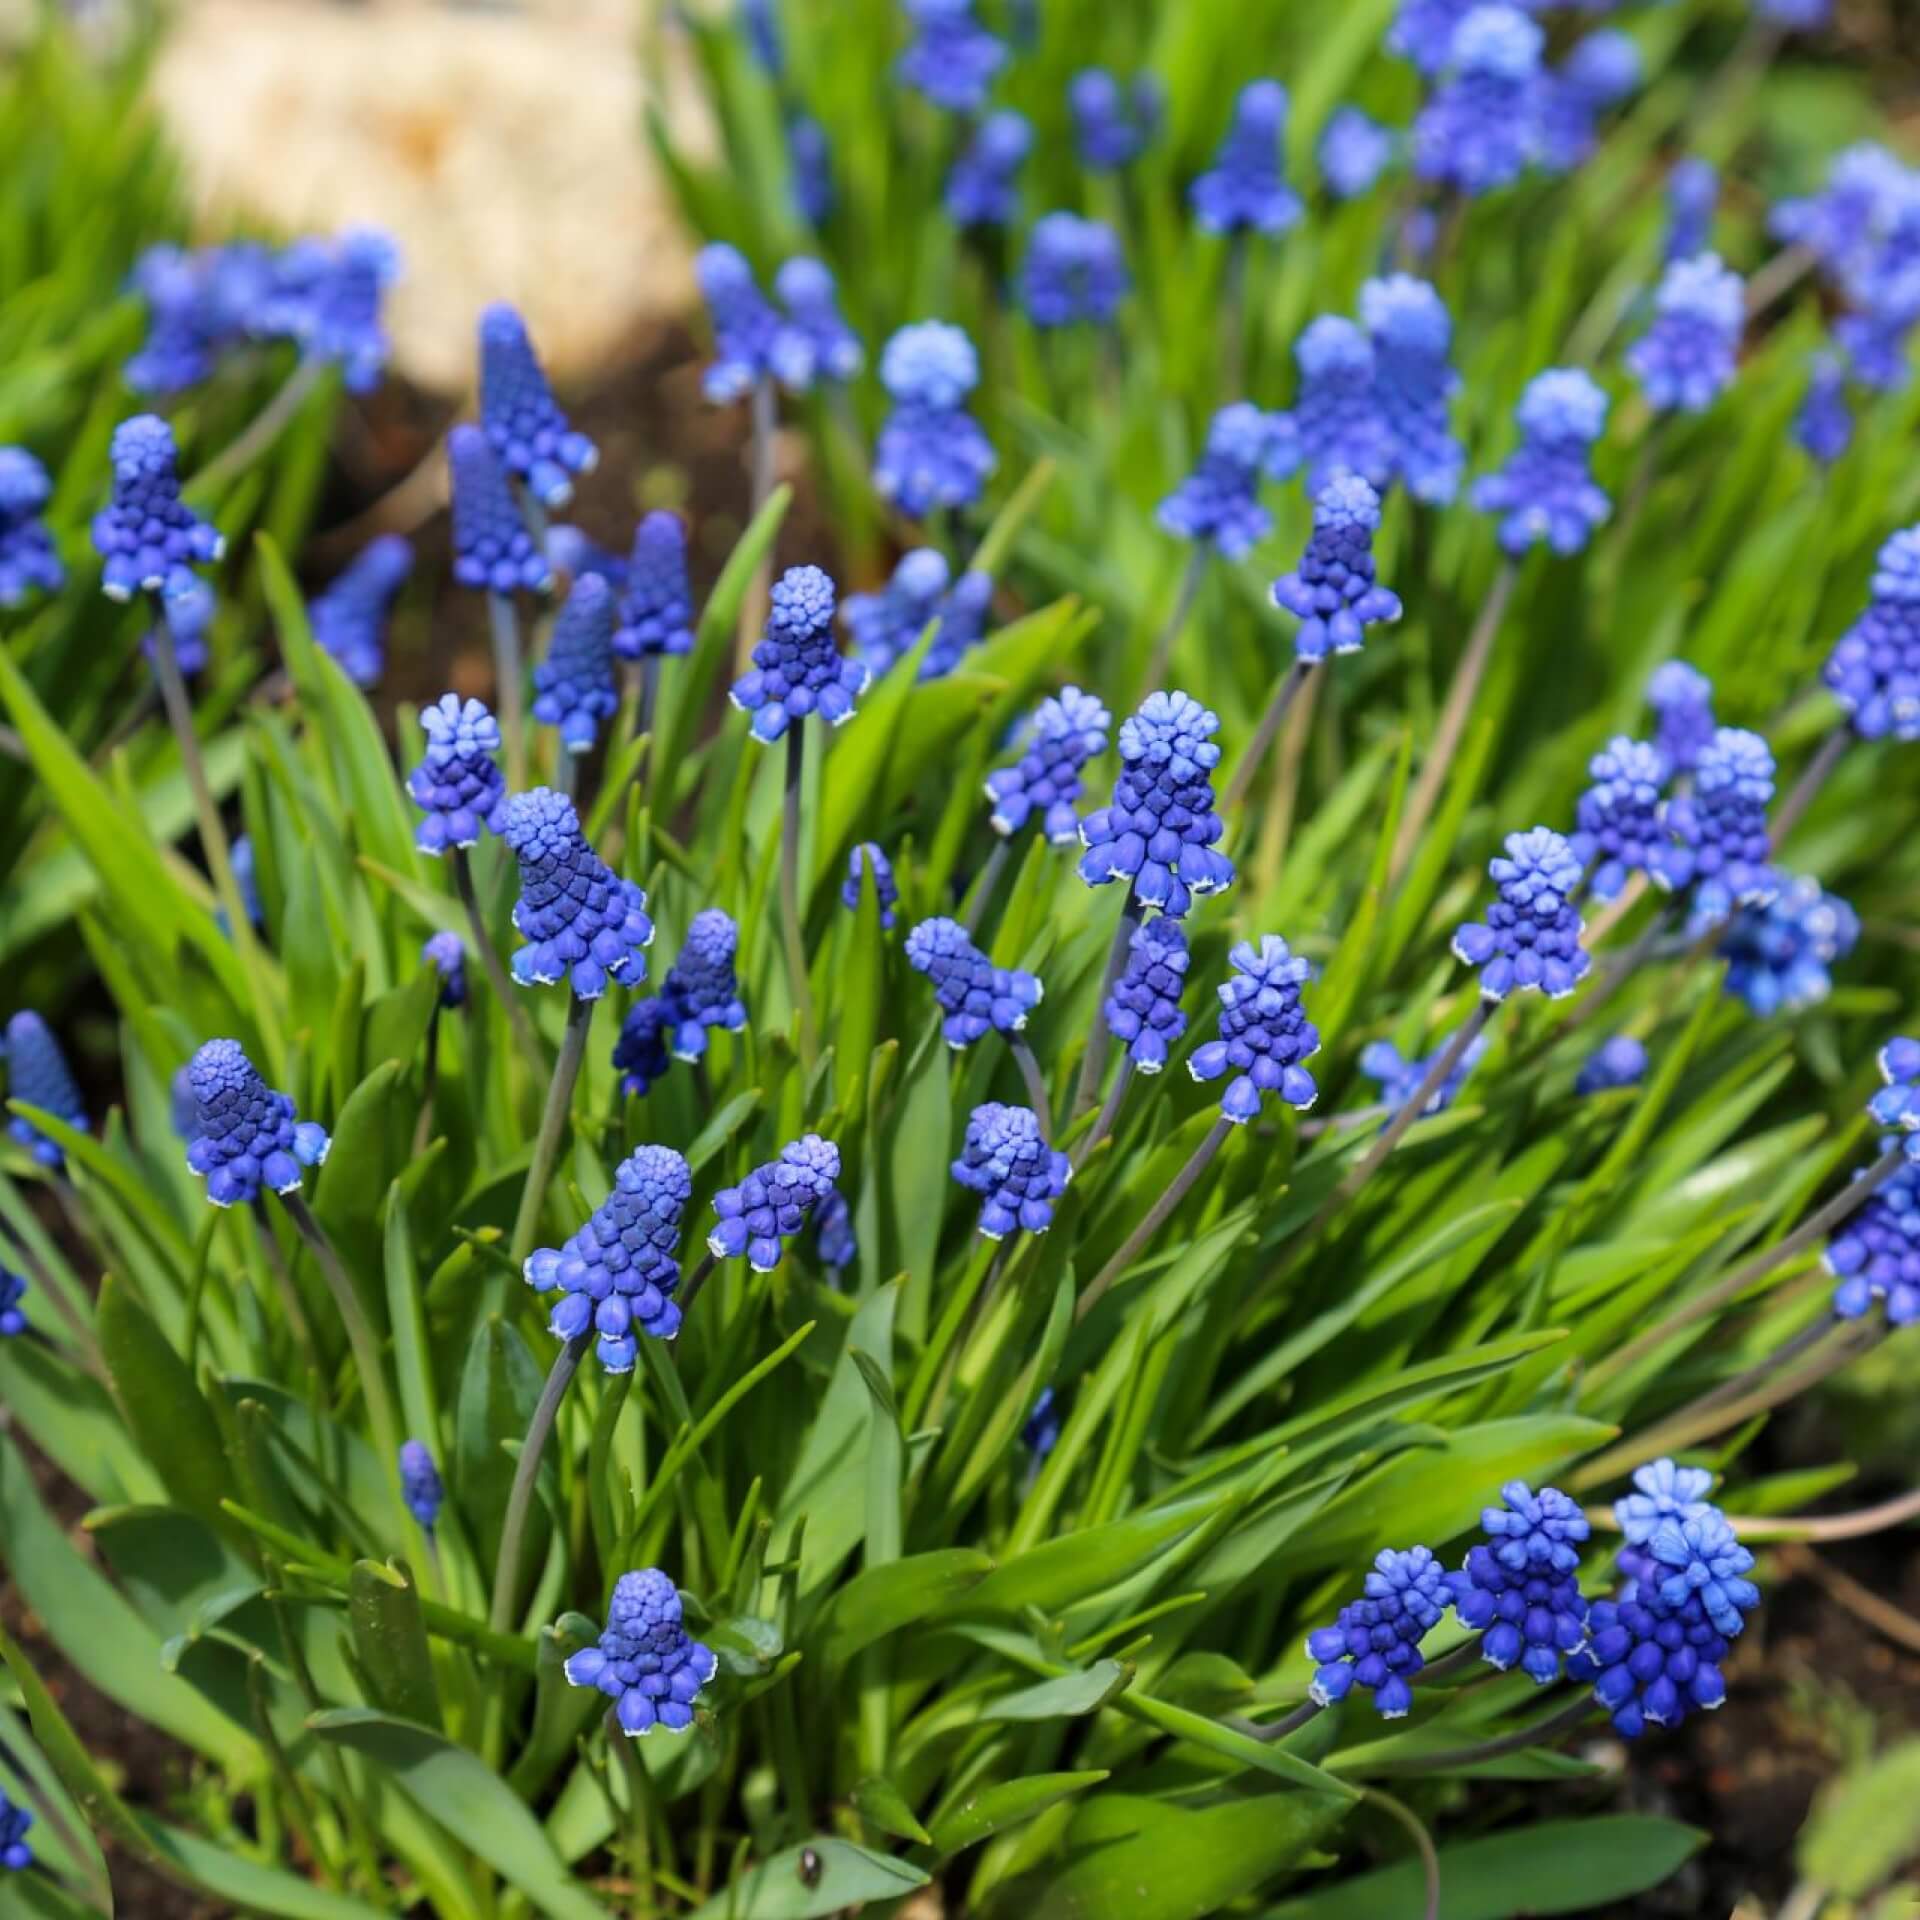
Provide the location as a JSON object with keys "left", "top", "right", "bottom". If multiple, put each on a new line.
{"left": 1744, "top": 243, "right": 1817, "bottom": 320}
{"left": 608, "top": 1706, "right": 656, "bottom": 1907}
{"left": 676, "top": 1250, "right": 718, "bottom": 1319}
{"left": 279, "top": 1191, "right": 401, "bottom": 1469}
{"left": 1072, "top": 1057, "right": 1134, "bottom": 1172}
{"left": 1075, "top": 1114, "right": 1234, "bottom": 1325}
{"left": 509, "top": 993, "right": 593, "bottom": 1269}
{"left": 412, "top": 1011, "right": 441, "bottom": 1160}
{"left": 1363, "top": 1789, "right": 1440, "bottom": 1920}
{"left": 1143, "top": 547, "right": 1209, "bottom": 694}
{"left": 960, "top": 838, "right": 1012, "bottom": 937}
{"left": 191, "top": 354, "right": 326, "bottom": 495}
{"left": 1710, "top": 1484, "right": 1920, "bottom": 1544}
{"left": 779, "top": 721, "right": 820, "bottom": 1068}
{"left": 488, "top": 1329, "right": 592, "bottom": 1633}
{"left": 1071, "top": 889, "right": 1139, "bottom": 1122}
{"left": 1370, "top": 1692, "right": 1596, "bottom": 1775}
{"left": 1388, "top": 560, "right": 1517, "bottom": 888}
{"left": 488, "top": 593, "right": 527, "bottom": 790}
{"left": 1223, "top": 1698, "right": 1322, "bottom": 1743}
{"left": 451, "top": 847, "right": 546, "bottom": 1074}
{"left": 1771, "top": 726, "right": 1849, "bottom": 851}
{"left": 1011, "top": 1040, "right": 1052, "bottom": 1137}
{"left": 1221, "top": 660, "right": 1315, "bottom": 817}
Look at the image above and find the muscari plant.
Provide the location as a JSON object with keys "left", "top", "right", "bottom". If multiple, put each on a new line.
{"left": 3, "top": 1, "right": 1920, "bottom": 1916}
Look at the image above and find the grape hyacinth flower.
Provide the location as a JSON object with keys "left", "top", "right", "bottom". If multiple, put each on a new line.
{"left": 1614, "top": 1458, "right": 1717, "bottom": 1591}
{"left": 0, "top": 1790, "right": 31, "bottom": 1871}
{"left": 897, "top": 0, "right": 1005, "bottom": 115}
{"left": 946, "top": 112, "right": 1032, "bottom": 230}
{"left": 1536, "top": 30, "right": 1640, "bottom": 176}
{"left": 843, "top": 843, "right": 899, "bottom": 927}
{"left": 1362, "top": 273, "right": 1463, "bottom": 504}
{"left": 1470, "top": 368, "right": 1611, "bottom": 557}
{"left": 740, "top": 0, "right": 780, "bottom": 72}
{"left": 1453, "top": 829, "right": 1591, "bottom": 1001}
{"left": 1104, "top": 916, "right": 1190, "bottom": 1073}
{"left": 0, "top": 448, "right": 64, "bottom": 608}
{"left": 1388, "top": 0, "right": 1475, "bottom": 75}
{"left": 905, "top": 917, "right": 1043, "bottom": 1048}
{"left": 449, "top": 424, "right": 551, "bottom": 596}
{"left": 92, "top": 415, "right": 225, "bottom": 602}
{"left": 1413, "top": 7, "right": 1544, "bottom": 197}
{"left": 814, "top": 1189, "right": 857, "bottom": 1271}
{"left": 500, "top": 788, "right": 653, "bottom": 998}
{"left": 1306, "top": 1546, "right": 1452, "bottom": 1718}
{"left": 564, "top": 1568, "right": 717, "bottom": 1736}
{"left": 986, "top": 688, "right": 1112, "bottom": 843}
{"left": 1449, "top": 1480, "right": 1590, "bottom": 1684}
{"left": 1758, "top": 0, "right": 1830, "bottom": 23}
{"left": 1022, "top": 1386, "right": 1061, "bottom": 1461}
{"left": 1768, "top": 143, "right": 1917, "bottom": 293}
{"left": 184, "top": 1038, "right": 331, "bottom": 1207}
{"left": 225, "top": 834, "right": 265, "bottom": 935}
{"left": 1654, "top": 728, "right": 1779, "bottom": 927}
{"left": 547, "top": 526, "right": 628, "bottom": 586}
{"left": 125, "top": 242, "right": 262, "bottom": 394}
{"left": 1191, "top": 81, "right": 1301, "bottom": 236}
{"left": 1627, "top": 254, "right": 1745, "bottom": 415}
{"left": 788, "top": 115, "right": 834, "bottom": 225}
{"left": 656, "top": 911, "right": 747, "bottom": 1061}
{"left": 1719, "top": 875, "right": 1859, "bottom": 1016}
{"left": 257, "top": 229, "right": 398, "bottom": 392}
{"left": 1576, "top": 1034, "right": 1648, "bottom": 1096}
{"left": 708, "top": 1135, "right": 840, "bottom": 1272}
{"left": 1823, "top": 524, "right": 1920, "bottom": 741}
{"left": 532, "top": 575, "right": 621, "bottom": 750}
{"left": 399, "top": 1441, "right": 444, "bottom": 1530}
{"left": 423, "top": 931, "right": 467, "bottom": 1009}
{"left": 1071, "top": 70, "right": 1159, "bottom": 173}
{"left": 1569, "top": 736, "right": 1668, "bottom": 900}
{"left": 612, "top": 999, "right": 672, "bottom": 1099}
{"left": 1665, "top": 158, "right": 1718, "bottom": 262}
{"left": 1274, "top": 318, "right": 1393, "bottom": 497}
{"left": 309, "top": 535, "right": 412, "bottom": 689}
{"left": 1320, "top": 107, "right": 1394, "bottom": 200}
{"left": 1271, "top": 474, "right": 1403, "bottom": 663}
{"left": 771, "top": 258, "right": 863, "bottom": 393}
{"left": 1156, "top": 404, "right": 1293, "bottom": 558}
{"left": 1359, "top": 1030, "right": 1487, "bottom": 1121}
{"left": 144, "top": 576, "right": 214, "bottom": 679}
{"left": 1079, "top": 691, "right": 1234, "bottom": 917}
{"left": 1647, "top": 661, "right": 1716, "bottom": 778}
{"left": 844, "top": 548, "right": 988, "bottom": 681}
{"left": 1868, "top": 1036, "right": 1920, "bottom": 1134}
{"left": 478, "top": 304, "right": 597, "bottom": 509}
{"left": 527, "top": 1144, "right": 691, "bottom": 1366}
{"left": 730, "top": 564, "right": 866, "bottom": 743}
{"left": 0, "top": 1269, "right": 26, "bottom": 1339}
{"left": 696, "top": 244, "right": 781, "bottom": 404}
{"left": 3, "top": 1012, "right": 87, "bottom": 1169}
{"left": 1795, "top": 354, "right": 1854, "bottom": 465}
{"left": 613, "top": 512, "right": 695, "bottom": 661}
{"left": 1021, "top": 214, "right": 1130, "bottom": 330}
{"left": 951, "top": 1102, "right": 1071, "bottom": 1238}
{"left": 1827, "top": 1157, "right": 1920, "bottom": 1327}
{"left": 874, "top": 322, "right": 997, "bottom": 520}
{"left": 1189, "top": 936, "right": 1320, "bottom": 1122}
{"left": 408, "top": 695, "right": 508, "bottom": 855}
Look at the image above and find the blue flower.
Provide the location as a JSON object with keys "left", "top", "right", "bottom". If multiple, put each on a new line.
{"left": 1306, "top": 1546, "right": 1452, "bottom": 1718}
{"left": 708, "top": 1135, "right": 839, "bottom": 1271}
{"left": 1452, "top": 827, "right": 1591, "bottom": 1001}
{"left": 842, "top": 843, "right": 899, "bottom": 928}
{"left": 1156, "top": 403, "right": 1292, "bottom": 558}
{"left": 92, "top": 415, "right": 225, "bottom": 602}
{"left": 1654, "top": 728, "right": 1778, "bottom": 928}
{"left": 310, "top": 535, "right": 411, "bottom": 689}
{"left": 952, "top": 1103, "right": 1071, "bottom": 1238}
{"left": 1470, "top": 367, "right": 1611, "bottom": 557}
{"left": 1827, "top": 1155, "right": 1920, "bottom": 1327}
{"left": 1022, "top": 1386, "right": 1061, "bottom": 1460}
{"left": 500, "top": 788, "right": 653, "bottom": 999}
{"left": 613, "top": 999, "right": 672, "bottom": 1098}
{"left": 985, "top": 688, "right": 1112, "bottom": 844}
{"left": 1870, "top": 1035, "right": 1920, "bottom": 1133}
{"left": 1614, "top": 1459, "right": 1717, "bottom": 1560}
{"left": 1643, "top": 1510, "right": 1761, "bottom": 1639}
{"left": 898, "top": 0, "right": 1005, "bottom": 114}
{"left": 814, "top": 1188, "right": 857, "bottom": 1270}
{"left": 223, "top": 834, "right": 265, "bottom": 937}
{"left": 528, "top": 1144, "right": 691, "bottom": 1366}
{"left": 657, "top": 911, "right": 747, "bottom": 1061}
{"left": 1362, "top": 274, "right": 1463, "bottom": 504}
{"left": 546, "top": 525, "right": 628, "bottom": 588}
{"left": 1646, "top": 661, "right": 1715, "bottom": 778}
{"left": 1570, "top": 1565, "right": 1737, "bottom": 1738}
{"left": 1628, "top": 253, "right": 1745, "bottom": 415}
{"left": 1071, "top": 70, "right": 1159, "bottom": 173}
{"left": 1022, "top": 214, "right": 1129, "bottom": 330}
{"left": 1759, "top": 0, "right": 1829, "bottom": 22}
{"left": 399, "top": 1440, "right": 444, "bottom": 1529}
{"left": 1320, "top": 107, "right": 1394, "bottom": 200}
{"left": 1359, "top": 1031, "right": 1486, "bottom": 1122}
{"left": 845, "top": 548, "right": 991, "bottom": 681}
{"left": 408, "top": 695, "right": 508, "bottom": 855}
{"left": 1666, "top": 158, "right": 1718, "bottom": 262}
{"left": 0, "top": 1269, "right": 28, "bottom": 1339}
{"left": 143, "top": 576, "right": 214, "bottom": 681}
{"left": 1273, "top": 317, "right": 1394, "bottom": 497}
{"left": 1272, "top": 474, "right": 1403, "bottom": 663}
{"left": 1388, "top": 0, "right": 1477, "bottom": 76}
{"left": 0, "top": 1788, "right": 32, "bottom": 1871}
{"left": 614, "top": 512, "right": 695, "bottom": 660}
{"left": 730, "top": 563, "right": 867, "bottom": 743}
{"left": 1449, "top": 1480, "right": 1590, "bottom": 1684}
{"left": 1824, "top": 524, "right": 1920, "bottom": 741}
{"left": 874, "top": 323, "right": 997, "bottom": 520}
{"left": 880, "top": 320, "right": 980, "bottom": 411}
{"left": 0, "top": 448, "right": 64, "bottom": 608}
{"left": 479, "top": 304, "right": 597, "bottom": 510}
{"left": 1189, "top": 935, "right": 1320, "bottom": 1123}
{"left": 1535, "top": 30, "right": 1639, "bottom": 176}
{"left": 184, "top": 1038, "right": 330, "bottom": 1207}
{"left": 905, "top": 917, "right": 1042, "bottom": 1049}
{"left": 946, "top": 112, "right": 1032, "bottom": 229}
{"left": 1794, "top": 354, "right": 1854, "bottom": 465}
{"left": 1720, "top": 875, "right": 1859, "bottom": 1016}
{"left": 1575, "top": 1034, "right": 1648, "bottom": 1095}
{"left": 533, "top": 575, "right": 621, "bottom": 750}
{"left": 1770, "top": 143, "right": 1917, "bottom": 294}
{"left": 125, "top": 242, "right": 267, "bottom": 394}
{"left": 771, "top": 258, "right": 864, "bottom": 393}
{"left": 1191, "top": 81, "right": 1301, "bottom": 236}
{"left": 423, "top": 931, "right": 467, "bottom": 1010}
{"left": 3, "top": 1012, "right": 87, "bottom": 1169}
{"left": 1079, "top": 691, "right": 1233, "bottom": 917}
{"left": 1570, "top": 736, "right": 1668, "bottom": 900}
{"left": 696, "top": 244, "right": 781, "bottom": 404}
{"left": 788, "top": 115, "right": 834, "bottom": 224}
{"left": 449, "top": 424, "right": 552, "bottom": 597}
{"left": 1104, "top": 915, "right": 1189, "bottom": 1073}
{"left": 1413, "top": 7, "right": 1544, "bottom": 196}
{"left": 253, "top": 229, "right": 398, "bottom": 392}
{"left": 564, "top": 1567, "right": 717, "bottom": 1734}
{"left": 1834, "top": 306, "right": 1916, "bottom": 395}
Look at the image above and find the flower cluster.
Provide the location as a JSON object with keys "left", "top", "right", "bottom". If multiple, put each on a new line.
{"left": 696, "top": 244, "right": 782, "bottom": 403}
{"left": 1719, "top": 875, "right": 1859, "bottom": 1016}
{"left": 709, "top": 1136, "right": 840, "bottom": 1272}
{"left": 1361, "top": 274, "right": 1464, "bottom": 504}
{"left": 1191, "top": 80, "right": 1300, "bottom": 235}
{"left": 769, "top": 259, "right": 864, "bottom": 393}
{"left": 1078, "top": 691, "right": 1233, "bottom": 917}
{"left": 1827, "top": 1155, "right": 1920, "bottom": 1328}
{"left": 183, "top": 1038, "right": 331, "bottom": 1207}
{"left": 533, "top": 575, "right": 621, "bottom": 750}
{"left": 1569, "top": 737, "right": 1668, "bottom": 901}
{"left": 1655, "top": 728, "right": 1778, "bottom": 927}
{"left": 1576, "top": 1034, "right": 1648, "bottom": 1096}
{"left": 1307, "top": 1547, "right": 1452, "bottom": 1717}
{"left": 1795, "top": 355, "right": 1854, "bottom": 466}
{"left": 250, "top": 229, "right": 398, "bottom": 392}
{"left": 844, "top": 549, "right": 991, "bottom": 681}
{"left": 874, "top": 322, "right": 997, "bottom": 519}
{"left": 947, "top": 113, "right": 1032, "bottom": 229}
{"left": 399, "top": 1441, "right": 444, "bottom": 1530}
{"left": 1453, "top": 828, "right": 1591, "bottom": 1001}
{"left": 126, "top": 241, "right": 273, "bottom": 393}
{"left": 422, "top": 930, "right": 467, "bottom": 1010}
{"left": 92, "top": 415, "right": 225, "bottom": 603}
{"left": 985, "top": 687, "right": 1112, "bottom": 842}
{"left": 951, "top": 1103, "right": 1071, "bottom": 1238}
{"left": 1470, "top": 368, "right": 1611, "bottom": 556}
{"left": 1190, "top": 935, "right": 1320, "bottom": 1122}
{"left": 449, "top": 424, "right": 552, "bottom": 597}
{"left": 0, "top": 448, "right": 63, "bottom": 608}
{"left": 310, "top": 536, "right": 412, "bottom": 690}
{"left": 1665, "top": 158, "right": 1718, "bottom": 262}
{"left": 1536, "top": 31, "right": 1640, "bottom": 176}
{"left": 1823, "top": 524, "right": 1920, "bottom": 742}
{"left": 1104, "top": 916, "right": 1190, "bottom": 1073}
{"left": 0, "top": 1790, "right": 31, "bottom": 1871}
{"left": 1450, "top": 1480, "right": 1590, "bottom": 1684}
{"left": 478, "top": 304, "right": 597, "bottom": 508}
{"left": 898, "top": 0, "right": 1005, "bottom": 114}
{"left": 1273, "top": 317, "right": 1393, "bottom": 498}
{"left": 1071, "top": 70, "right": 1159, "bottom": 173}
{"left": 1271, "top": 474, "right": 1402, "bottom": 662}
{"left": 1022, "top": 214, "right": 1129, "bottom": 329}
{"left": 1413, "top": 6, "right": 1544, "bottom": 197}
{"left": 1320, "top": 107, "right": 1394, "bottom": 200}
{"left": 614, "top": 512, "right": 696, "bottom": 660}
{"left": 0, "top": 1267, "right": 26, "bottom": 1339}
{"left": 654, "top": 911, "right": 749, "bottom": 1063}
{"left": 1647, "top": 661, "right": 1716, "bottom": 778}
{"left": 905, "top": 917, "right": 1043, "bottom": 1048}
{"left": 1628, "top": 253, "right": 1746, "bottom": 415}
{"left": 3, "top": 1012, "right": 87, "bottom": 1169}
{"left": 564, "top": 1568, "right": 717, "bottom": 1736}
{"left": 1359, "top": 1030, "right": 1486, "bottom": 1122}
{"left": 500, "top": 789, "right": 654, "bottom": 998}
{"left": 1157, "top": 404, "right": 1293, "bottom": 558}
{"left": 144, "top": 576, "right": 214, "bottom": 678}
{"left": 1869, "top": 1035, "right": 1920, "bottom": 1134}
{"left": 842, "top": 843, "right": 899, "bottom": 927}
{"left": 731, "top": 564, "right": 867, "bottom": 741}
{"left": 409, "top": 695, "right": 508, "bottom": 855}
{"left": 527, "top": 1145, "right": 691, "bottom": 1366}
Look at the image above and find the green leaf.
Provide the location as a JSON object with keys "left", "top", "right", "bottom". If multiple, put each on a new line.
{"left": 1799, "top": 1740, "right": 1920, "bottom": 1900}
{"left": 309, "top": 1707, "right": 608, "bottom": 1920}
{"left": 985, "top": 1659, "right": 1133, "bottom": 1721}
{"left": 930, "top": 1771, "right": 1109, "bottom": 1857}
{"left": 855, "top": 1774, "right": 933, "bottom": 1846}
{"left": 311, "top": 1058, "right": 407, "bottom": 1286}
{"left": 809, "top": 1549, "right": 995, "bottom": 1669}
{"left": 348, "top": 1559, "right": 443, "bottom": 1730}
{"left": 455, "top": 1314, "right": 545, "bottom": 1566}
{"left": 384, "top": 1182, "right": 440, "bottom": 1457}
{"left": 680, "top": 1837, "right": 928, "bottom": 1920}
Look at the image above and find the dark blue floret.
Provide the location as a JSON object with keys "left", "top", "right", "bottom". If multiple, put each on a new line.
{"left": 656, "top": 910, "right": 747, "bottom": 1061}
{"left": 408, "top": 695, "right": 509, "bottom": 855}
{"left": 423, "top": 931, "right": 467, "bottom": 1010}
{"left": 1272, "top": 317, "right": 1394, "bottom": 497}
{"left": 730, "top": 564, "right": 868, "bottom": 742}
{"left": 1307, "top": 1546, "right": 1452, "bottom": 1718}
{"left": 1189, "top": 935, "right": 1319, "bottom": 1122}
{"left": 1720, "top": 875, "right": 1858, "bottom": 1016}
{"left": 3, "top": 1012, "right": 87, "bottom": 1170}
{"left": 1449, "top": 1480, "right": 1590, "bottom": 1684}
{"left": 814, "top": 1188, "right": 857, "bottom": 1270}
{"left": 1157, "top": 404, "right": 1292, "bottom": 558}
{"left": 1653, "top": 727, "right": 1779, "bottom": 929}
{"left": 310, "top": 535, "right": 412, "bottom": 689}
{"left": 946, "top": 113, "right": 1032, "bottom": 230}
{"left": 906, "top": 917, "right": 1043, "bottom": 1049}
{"left": 613, "top": 512, "right": 695, "bottom": 660}
{"left": 1191, "top": 81, "right": 1300, "bottom": 235}
{"left": 1071, "top": 70, "right": 1159, "bottom": 173}
{"left": 614, "top": 999, "right": 673, "bottom": 1098}
{"left": 450, "top": 424, "right": 552, "bottom": 597}
{"left": 500, "top": 788, "right": 653, "bottom": 999}
{"left": 251, "top": 229, "right": 398, "bottom": 393}
{"left": 1869, "top": 1035, "right": 1920, "bottom": 1134}
{"left": 0, "top": 1268, "right": 27, "bottom": 1340}
{"left": 845, "top": 548, "right": 991, "bottom": 681}
{"left": 1414, "top": 6, "right": 1544, "bottom": 196}
{"left": 1646, "top": 661, "right": 1715, "bottom": 777}
{"left": 184, "top": 1038, "right": 330, "bottom": 1207}
{"left": 1272, "top": 474, "right": 1403, "bottom": 662}
{"left": 399, "top": 1440, "right": 444, "bottom": 1529}
{"left": 564, "top": 1567, "right": 717, "bottom": 1734}
{"left": 874, "top": 322, "right": 997, "bottom": 519}
{"left": 92, "top": 415, "right": 225, "bottom": 602}
{"left": 788, "top": 115, "right": 834, "bottom": 224}
{"left": 1535, "top": 30, "right": 1639, "bottom": 175}
{"left": 479, "top": 304, "right": 597, "bottom": 509}
{"left": 1628, "top": 253, "right": 1745, "bottom": 414}
{"left": 1363, "top": 274, "right": 1463, "bottom": 504}
{"left": 1021, "top": 214, "right": 1129, "bottom": 330}
{"left": 1827, "top": 1153, "right": 1920, "bottom": 1328}
{"left": 1104, "top": 915, "right": 1189, "bottom": 1073}
{"left": 0, "top": 448, "right": 64, "bottom": 608}
{"left": 533, "top": 575, "right": 621, "bottom": 750}
{"left": 1824, "top": 525, "right": 1920, "bottom": 741}
{"left": 1666, "top": 158, "right": 1718, "bottom": 262}
{"left": 1470, "top": 368, "right": 1610, "bottom": 556}
{"left": 1452, "top": 827, "right": 1591, "bottom": 1001}
{"left": 1575, "top": 1034, "right": 1648, "bottom": 1095}
{"left": 842, "top": 843, "right": 900, "bottom": 927}
{"left": 898, "top": 0, "right": 1005, "bottom": 114}
{"left": 1570, "top": 736, "right": 1668, "bottom": 901}
{"left": 1320, "top": 107, "right": 1393, "bottom": 200}
{"left": 708, "top": 1135, "right": 839, "bottom": 1272}
{"left": 1795, "top": 354, "right": 1854, "bottom": 465}
{"left": 697, "top": 244, "right": 781, "bottom": 404}
{"left": 0, "top": 1787, "right": 32, "bottom": 1870}
{"left": 146, "top": 578, "right": 213, "bottom": 679}
{"left": 951, "top": 1103, "right": 1071, "bottom": 1239}
{"left": 985, "top": 687, "right": 1111, "bottom": 844}
{"left": 1022, "top": 1386, "right": 1061, "bottom": 1461}
{"left": 1359, "top": 1031, "right": 1486, "bottom": 1122}
{"left": 771, "top": 258, "right": 863, "bottom": 393}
